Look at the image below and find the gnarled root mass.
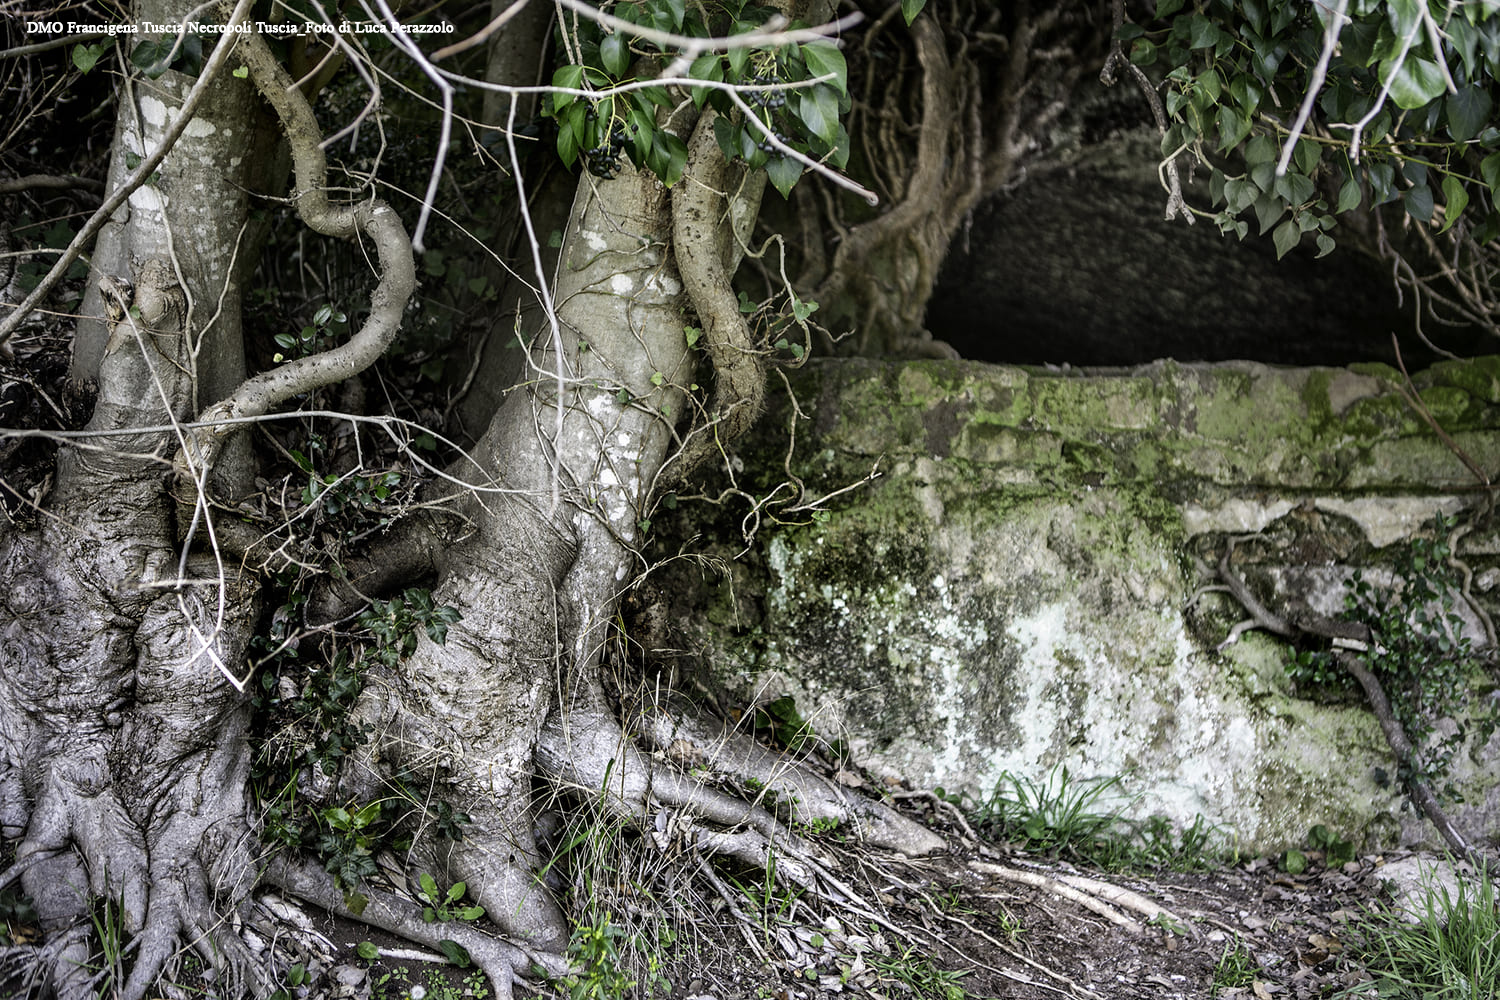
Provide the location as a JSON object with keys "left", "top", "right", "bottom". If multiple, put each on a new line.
{"left": 2, "top": 505, "right": 947, "bottom": 999}
{"left": 0, "top": 512, "right": 269, "bottom": 1000}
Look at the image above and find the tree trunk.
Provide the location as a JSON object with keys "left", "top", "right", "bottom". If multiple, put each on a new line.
{"left": 1, "top": 6, "right": 944, "bottom": 997}
{"left": 1, "top": 8, "right": 270, "bottom": 994}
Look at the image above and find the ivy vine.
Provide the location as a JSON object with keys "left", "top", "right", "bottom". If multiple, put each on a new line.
{"left": 1124, "top": 0, "right": 1500, "bottom": 258}
{"left": 545, "top": 0, "right": 851, "bottom": 196}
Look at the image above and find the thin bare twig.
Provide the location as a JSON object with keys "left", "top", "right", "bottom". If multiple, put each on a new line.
{"left": 1099, "top": 0, "right": 1190, "bottom": 223}
{"left": 1276, "top": 0, "right": 1348, "bottom": 177}
{"left": 1389, "top": 333, "right": 1493, "bottom": 491}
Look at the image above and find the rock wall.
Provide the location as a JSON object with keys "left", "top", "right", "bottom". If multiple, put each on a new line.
{"left": 656, "top": 357, "right": 1500, "bottom": 853}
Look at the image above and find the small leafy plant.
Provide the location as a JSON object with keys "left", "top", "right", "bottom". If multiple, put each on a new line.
{"left": 274, "top": 302, "right": 349, "bottom": 362}
{"left": 563, "top": 916, "right": 634, "bottom": 1000}
{"left": 415, "top": 873, "right": 485, "bottom": 924}
{"left": 318, "top": 801, "right": 385, "bottom": 909}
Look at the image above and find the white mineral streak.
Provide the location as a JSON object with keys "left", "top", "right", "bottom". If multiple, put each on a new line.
{"left": 643, "top": 271, "right": 681, "bottom": 297}
{"left": 139, "top": 94, "right": 169, "bottom": 127}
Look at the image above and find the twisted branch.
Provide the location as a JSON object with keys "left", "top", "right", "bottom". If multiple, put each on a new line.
{"left": 177, "top": 18, "right": 416, "bottom": 481}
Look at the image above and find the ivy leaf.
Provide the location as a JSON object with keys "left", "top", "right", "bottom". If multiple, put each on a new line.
{"left": 1386, "top": 0, "right": 1421, "bottom": 39}
{"left": 637, "top": 84, "right": 672, "bottom": 107}
{"left": 1274, "top": 171, "right": 1315, "bottom": 207}
{"left": 727, "top": 43, "right": 750, "bottom": 78}
{"left": 72, "top": 43, "right": 106, "bottom": 74}
{"left": 556, "top": 108, "right": 582, "bottom": 168}
{"left": 1215, "top": 106, "right": 1251, "bottom": 152}
{"left": 131, "top": 38, "right": 175, "bottom": 79}
{"left": 802, "top": 42, "right": 847, "bottom": 95}
{"left": 1293, "top": 139, "right": 1321, "bottom": 175}
{"left": 798, "top": 86, "right": 839, "bottom": 146}
{"left": 1243, "top": 133, "right": 1278, "bottom": 167}
{"left": 1439, "top": 174, "right": 1469, "bottom": 233}
{"left": 900, "top": 0, "right": 927, "bottom": 25}
{"left": 1367, "top": 161, "right": 1397, "bottom": 204}
{"left": 713, "top": 116, "right": 740, "bottom": 162}
{"left": 1130, "top": 39, "right": 1157, "bottom": 66}
{"left": 1446, "top": 85, "right": 1492, "bottom": 142}
{"left": 1386, "top": 57, "right": 1446, "bottom": 110}
{"left": 1404, "top": 183, "right": 1435, "bottom": 223}
{"left": 652, "top": 131, "right": 688, "bottom": 187}
{"left": 1335, "top": 177, "right": 1363, "bottom": 214}
{"left": 1315, "top": 233, "right": 1336, "bottom": 258}
{"left": 1272, "top": 219, "right": 1300, "bottom": 260}
{"left": 1253, "top": 191, "right": 1285, "bottom": 234}
{"left": 1251, "top": 158, "right": 1277, "bottom": 191}
{"left": 688, "top": 53, "right": 722, "bottom": 108}
{"left": 1224, "top": 176, "right": 1255, "bottom": 213}
{"left": 1481, "top": 152, "right": 1500, "bottom": 197}
{"left": 599, "top": 33, "right": 631, "bottom": 77}
{"left": 1188, "top": 14, "right": 1221, "bottom": 49}
{"left": 765, "top": 154, "right": 803, "bottom": 198}
{"left": 550, "top": 64, "right": 584, "bottom": 114}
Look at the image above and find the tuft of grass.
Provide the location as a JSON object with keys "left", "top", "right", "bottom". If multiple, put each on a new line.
{"left": 967, "top": 767, "right": 1128, "bottom": 861}
{"left": 943, "top": 767, "right": 1223, "bottom": 870}
{"left": 1345, "top": 863, "right": 1500, "bottom": 999}
{"left": 1212, "top": 935, "right": 1258, "bottom": 996}
{"left": 871, "top": 943, "right": 969, "bottom": 1000}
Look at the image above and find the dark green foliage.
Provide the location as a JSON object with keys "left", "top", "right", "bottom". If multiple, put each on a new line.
{"left": 249, "top": 587, "right": 470, "bottom": 893}
{"left": 317, "top": 801, "right": 385, "bottom": 895}
{"left": 544, "top": 0, "right": 849, "bottom": 195}
{"left": 1128, "top": 0, "right": 1500, "bottom": 255}
{"left": 415, "top": 872, "right": 486, "bottom": 924}
{"left": 1308, "top": 823, "right": 1358, "bottom": 867}
{"left": 357, "top": 588, "right": 463, "bottom": 665}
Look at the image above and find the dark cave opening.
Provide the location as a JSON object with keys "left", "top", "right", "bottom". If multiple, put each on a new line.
{"left": 924, "top": 152, "right": 1487, "bottom": 370}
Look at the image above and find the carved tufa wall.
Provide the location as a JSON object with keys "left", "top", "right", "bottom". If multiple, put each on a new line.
{"left": 655, "top": 357, "right": 1500, "bottom": 853}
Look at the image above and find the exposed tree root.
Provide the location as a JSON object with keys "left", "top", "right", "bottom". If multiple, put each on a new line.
{"left": 262, "top": 858, "right": 566, "bottom": 999}
{"left": 968, "top": 860, "right": 1185, "bottom": 936}
{"left": 635, "top": 694, "right": 946, "bottom": 856}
